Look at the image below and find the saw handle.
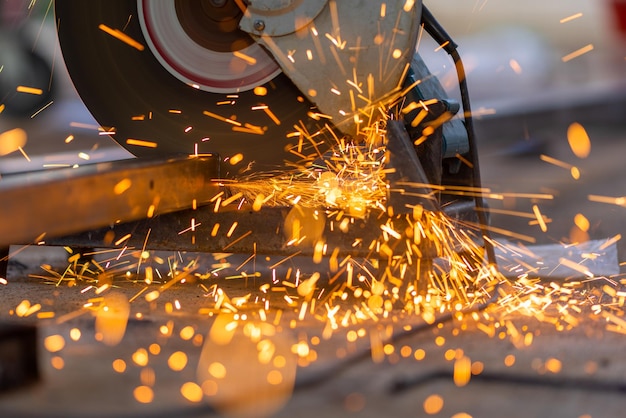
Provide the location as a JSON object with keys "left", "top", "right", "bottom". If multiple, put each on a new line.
{"left": 420, "top": 5, "right": 458, "bottom": 55}
{"left": 420, "top": 5, "right": 497, "bottom": 267}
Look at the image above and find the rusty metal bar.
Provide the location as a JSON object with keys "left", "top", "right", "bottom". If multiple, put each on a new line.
{"left": 0, "top": 155, "right": 220, "bottom": 247}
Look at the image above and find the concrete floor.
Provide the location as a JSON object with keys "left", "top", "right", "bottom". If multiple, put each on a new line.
{"left": 1, "top": 261, "right": 625, "bottom": 418}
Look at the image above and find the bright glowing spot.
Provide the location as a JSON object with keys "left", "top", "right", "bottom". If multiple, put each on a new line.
{"left": 567, "top": 122, "right": 591, "bottom": 158}
{"left": 50, "top": 356, "right": 64, "bottom": 370}
{"left": 114, "top": 178, "right": 132, "bottom": 195}
{"left": 0, "top": 128, "right": 27, "bottom": 156}
{"left": 16, "top": 85, "right": 43, "bottom": 95}
{"left": 454, "top": 356, "right": 471, "bottom": 387}
{"left": 414, "top": 349, "right": 426, "bottom": 360}
{"left": 400, "top": 346, "right": 412, "bottom": 358}
{"left": 571, "top": 166, "right": 580, "bottom": 180}
{"left": 95, "top": 292, "right": 130, "bottom": 346}
{"left": 233, "top": 50, "right": 257, "bottom": 65}
{"left": 423, "top": 394, "right": 444, "bottom": 414}
{"left": 112, "top": 359, "right": 127, "bottom": 373}
{"left": 254, "top": 86, "right": 267, "bottom": 96}
{"left": 532, "top": 204, "right": 548, "bottom": 232}
{"left": 133, "top": 386, "right": 154, "bottom": 404}
{"left": 392, "top": 49, "right": 402, "bottom": 59}
{"left": 126, "top": 138, "right": 158, "bottom": 148}
{"left": 99, "top": 24, "right": 145, "bottom": 51}
{"left": 574, "top": 213, "right": 590, "bottom": 232}
{"left": 209, "top": 314, "right": 237, "bottom": 345}
{"left": 145, "top": 290, "right": 160, "bottom": 302}
{"left": 273, "top": 355, "right": 287, "bottom": 368}
{"left": 509, "top": 59, "right": 522, "bottom": 74}
{"left": 132, "top": 348, "right": 149, "bottom": 367}
{"left": 208, "top": 362, "right": 227, "bottom": 379}
{"left": 44, "top": 335, "right": 65, "bottom": 353}
{"left": 69, "top": 328, "right": 81, "bottom": 341}
{"left": 504, "top": 354, "right": 516, "bottom": 367}
{"left": 168, "top": 351, "right": 189, "bottom": 372}
{"left": 229, "top": 153, "right": 244, "bottom": 165}
{"left": 16, "top": 300, "right": 31, "bottom": 317}
{"left": 403, "top": 0, "right": 416, "bottom": 12}
{"left": 308, "top": 89, "right": 317, "bottom": 97}
{"left": 253, "top": 193, "right": 265, "bottom": 212}
{"left": 284, "top": 205, "right": 325, "bottom": 246}
{"left": 471, "top": 361, "right": 484, "bottom": 375}
{"left": 560, "top": 12, "right": 583, "bottom": 23}
{"left": 545, "top": 358, "right": 562, "bottom": 373}
{"left": 181, "top": 382, "right": 204, "bottom": 402}
{"left": 267, "top": 370, "right": 283, "bottom": 385}
{"left": 180, "top": 326, "right": 195, "bottom": 341}
{"left": 562, "top": 44, "right": 594, "bottom": 62}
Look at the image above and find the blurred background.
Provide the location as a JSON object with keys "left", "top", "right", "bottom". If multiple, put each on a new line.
{"left": 1, "top": 0, "right": 626, "bottom": 258}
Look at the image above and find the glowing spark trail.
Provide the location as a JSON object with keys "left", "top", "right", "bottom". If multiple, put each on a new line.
{"left": 98, "top": 24, "right": 145, "bottom": 51}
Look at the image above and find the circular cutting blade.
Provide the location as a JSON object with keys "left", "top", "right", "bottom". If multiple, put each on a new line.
{"left": 55, "top": 0, "right": 332, "bottom": 175}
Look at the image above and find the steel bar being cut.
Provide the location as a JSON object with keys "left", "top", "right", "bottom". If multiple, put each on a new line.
{"left": 0, "top": 155, "right": 220, "bottom": 247}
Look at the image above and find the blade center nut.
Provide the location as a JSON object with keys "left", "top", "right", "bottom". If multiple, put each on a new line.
{"left": 253, "top": 19, "right": 265, "bottom": 31}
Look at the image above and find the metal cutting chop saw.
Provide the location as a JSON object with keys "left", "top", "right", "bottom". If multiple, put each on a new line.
{"left": 54, "top": 0, "right": 477, "bottom": 180}
{"left": 1, "top": 0, "right": 491, "bottom": 275}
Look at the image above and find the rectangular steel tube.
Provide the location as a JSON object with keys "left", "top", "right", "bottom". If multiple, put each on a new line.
{"left": 0, "top": 156, "right": 220, "bottom": 247}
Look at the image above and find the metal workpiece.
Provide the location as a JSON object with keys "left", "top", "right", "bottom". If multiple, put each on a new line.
{"left": 45, "top": 205, "right": 432, "bottom": 259}
{"left": 385, "top": 120, "right": 439, "bottom": 214}
{"left": 0, "top": 156, "right": 220, "bottom": 247}
{"left": 46, "top": 197, "right": 480, "bottom": 260}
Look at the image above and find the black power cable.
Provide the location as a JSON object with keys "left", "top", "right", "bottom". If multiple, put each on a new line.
{"left": 420, "top": 5, "right": 498, "bottom": 267}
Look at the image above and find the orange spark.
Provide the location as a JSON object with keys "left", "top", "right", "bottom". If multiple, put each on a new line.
{"left": 16, "top": 85, "right": 43, "bottom": 95}
{"left": 562, "top": 44, "right": 594, "bottom": 62}
{"left": 532, "top": 204, "right": 548, "bottom": 232}
{"left": 126, "top": 138, "right": 158, "bottom": 148}
{"left": 98, "top": 24, "right": 145, "bottom": 51}
{"left": 0, "top": 128, "right": 27, "bottom": 156}
{"left": 233, "top": 50, "right": 257, "bottom": 65}
{"left": 560, "top": 13, "right": 583, "bottom": 23}
{"left": 567, "top": 122, "right": 591, "bottom": 158}
{"left": 203, "top": 110, "right": 242, "bottom": 127}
